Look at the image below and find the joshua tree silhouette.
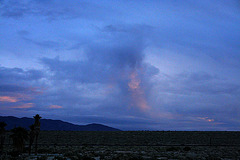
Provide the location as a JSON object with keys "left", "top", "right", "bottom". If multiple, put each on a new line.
{"left": 33, "top": 114, "right": 41, "bottom": 155}
{"left": 28, "top": 124, "right": 35, "bottom": 155}
{"left": 10, "top": 127, "right": 28, "bottom": 153}
{"left": 0, "top": 122, "right": 7, "bottom": 153}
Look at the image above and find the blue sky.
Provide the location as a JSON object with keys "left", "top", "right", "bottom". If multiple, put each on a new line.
{"left": 0, "top": 0, "right": 240, "bottom": 130}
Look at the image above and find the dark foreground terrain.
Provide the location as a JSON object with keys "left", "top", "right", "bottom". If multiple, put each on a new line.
{"left": 2, "top": 131, "right": 240, "bottom": 159}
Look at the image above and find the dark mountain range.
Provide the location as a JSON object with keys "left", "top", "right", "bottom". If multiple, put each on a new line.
{"left": 0, "top": 116, "right": 120, "bottom": 131}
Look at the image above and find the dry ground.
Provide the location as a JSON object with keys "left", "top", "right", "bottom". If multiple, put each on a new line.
{"left": 2, "top": 131, "right": 240, "bottom": 159}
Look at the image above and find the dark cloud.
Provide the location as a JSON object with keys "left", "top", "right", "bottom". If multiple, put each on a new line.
{"left": 39, "top": 37, "right": 159, "bottom": 117}
{"left": 156, "top": 71, "right": 240, "bottom": 95}
{"left": 41, "top": 35, "right": 158, "bottom": 83}
{"left": 41, "top": 57, "right": 110, "bottom": 83}
{"left": 0, "top": 84, "right": 27, "bottom": 92}
{"left": 0, "top": 67, "right": 44, "bottom": 83}
{"left": 0, "top": 0, "right": 27, "bottom": 18}
{"left": 0, "top": 0, "right": 116, "bottom": 21}
{"left": 86, "top": 43, "right": 144, "bottom": 69}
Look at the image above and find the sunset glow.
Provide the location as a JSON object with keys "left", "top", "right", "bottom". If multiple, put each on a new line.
{"left": 0, "top": 96, "right": 18, "bottom": 103}
{"left": 198, "top": 117, "right": 215, "bottom": 122}
{"left": 49, "top": 105, "right": 63, "bottom": 109}
{"left": 128, "top": 71, "right": 150, "bottom": 111}
{"left": 11, "top": 103, "right": 34, "bottom": 109}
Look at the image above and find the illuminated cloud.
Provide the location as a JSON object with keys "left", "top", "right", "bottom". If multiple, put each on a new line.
{"left": 128, "top": 72, "right": 141, "bottom": 90}
{"left": 11, "top": 103, "right": 34, "bottom": 109}
{"left": 0, "top": 93, "right": 36, "bottom": 103}
{"left": 0, "top": 96, "right": 18, "bottom": 102}
{"left": 198, "top": 117, "right": 214, "bottom": 122}
{"left": 49, "top": 105, "right": 63, "bottom": 109}
{"left": 128, "top": 71, "right": 150, "bottom": 111}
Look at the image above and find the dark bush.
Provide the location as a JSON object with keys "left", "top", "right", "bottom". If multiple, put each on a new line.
{"left": 63, "top": 152, "right": 80, "bottom": 160}
{"left": 38, "top": 148, "right": 52, "bottom": 153}
{"left": 37, "top": 155, "right": 48, "bottom": 160}
{"left": 53, "top": 156, "right": 67, "bottom": 160}
{"left": 76, "top": 155, "right": 95, "bottom": 160}
{"left": 8, "top": 150, "right": 20, "bottom": 157}
{"left": 166, "top": 147, "right": 180, "bottom": 151}
{"left": 128, "top": 155, "right": 144, "bottom": 160}
{"left": 206, "top": 157, "right": 221, "bottom": 160}
{"left": 183, "top": 146, "right": 191, "bottom": 151}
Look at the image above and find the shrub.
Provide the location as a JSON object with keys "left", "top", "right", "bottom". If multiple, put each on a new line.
{"left": 38, "top": 148, "right": 51, "bottom": 153}
{"left": 53, "top": 156, "right": 67, "bottom": 160}
{"left": 128, "top": 156, "right": 144, "bottom": 160}
{"left": 77, "top": 155, "right": 95, "bottom": 160}
{"left": 166, "top": 147, "right": 180, "bottom": 151}
{"left": 85, "top": 156, "right": 95, "bottom": 160}
{"left": 37, "top": 155, "right": 48, "bottom": 160}
{"left": 183, "top": 146, "right": 191, "bottom": 151}
{"left": 8, "top": 150, "right": 20, "bottom": 157}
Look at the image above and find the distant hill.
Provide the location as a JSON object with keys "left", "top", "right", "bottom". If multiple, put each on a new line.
{"left": 0, "top": 116, "right": 120, "bottom": 131}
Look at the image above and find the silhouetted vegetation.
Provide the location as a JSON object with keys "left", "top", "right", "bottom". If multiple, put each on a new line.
{"left": 33, "top": 114, "right": 41, "bottom": 155}
{"left": 0, "top": 114, "right": 43, "bottom": 159}
{"left": 28, "top": 124, "right": 35, "bottom": 155}
{"left": 10, "top": 127, "right": 28, "bottom": 153}
{"left": 0, "top": 121, "right": 7, "bottom": 154}
{"left": 183, "top": 146, "right": 191, "bottom": 151}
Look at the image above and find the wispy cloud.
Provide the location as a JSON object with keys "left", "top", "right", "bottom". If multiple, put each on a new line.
{"left": 49, "top": 105, "right": 63, "bottom": 109}
{"left": 197, "top": 117, "right": 214, "bottom": 122}
{"left": 0, "top": 94, "right": 34, "bottom": 103}
{"left": 0, "top": 96, "right": 18, "bottom": 102}
{"left": 11, "top": 103, "right": 34, "bottom": 109}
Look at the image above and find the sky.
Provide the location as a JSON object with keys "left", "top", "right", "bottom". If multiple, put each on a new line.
{"left": 0, "top": 0, "right": 240, "bottom": 131}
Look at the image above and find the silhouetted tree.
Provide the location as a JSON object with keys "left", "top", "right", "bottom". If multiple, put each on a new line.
{"left": 28, "top": 124, "right": 35, "bottom": 155}
{"left": 0, "top": 122, "right": 7, "bottom": 153}
{"left": 10, "top": 127, "right": 28, "bottom": 153}
{"left": 33, "top": 114, "right": 41, "bottom": 155}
